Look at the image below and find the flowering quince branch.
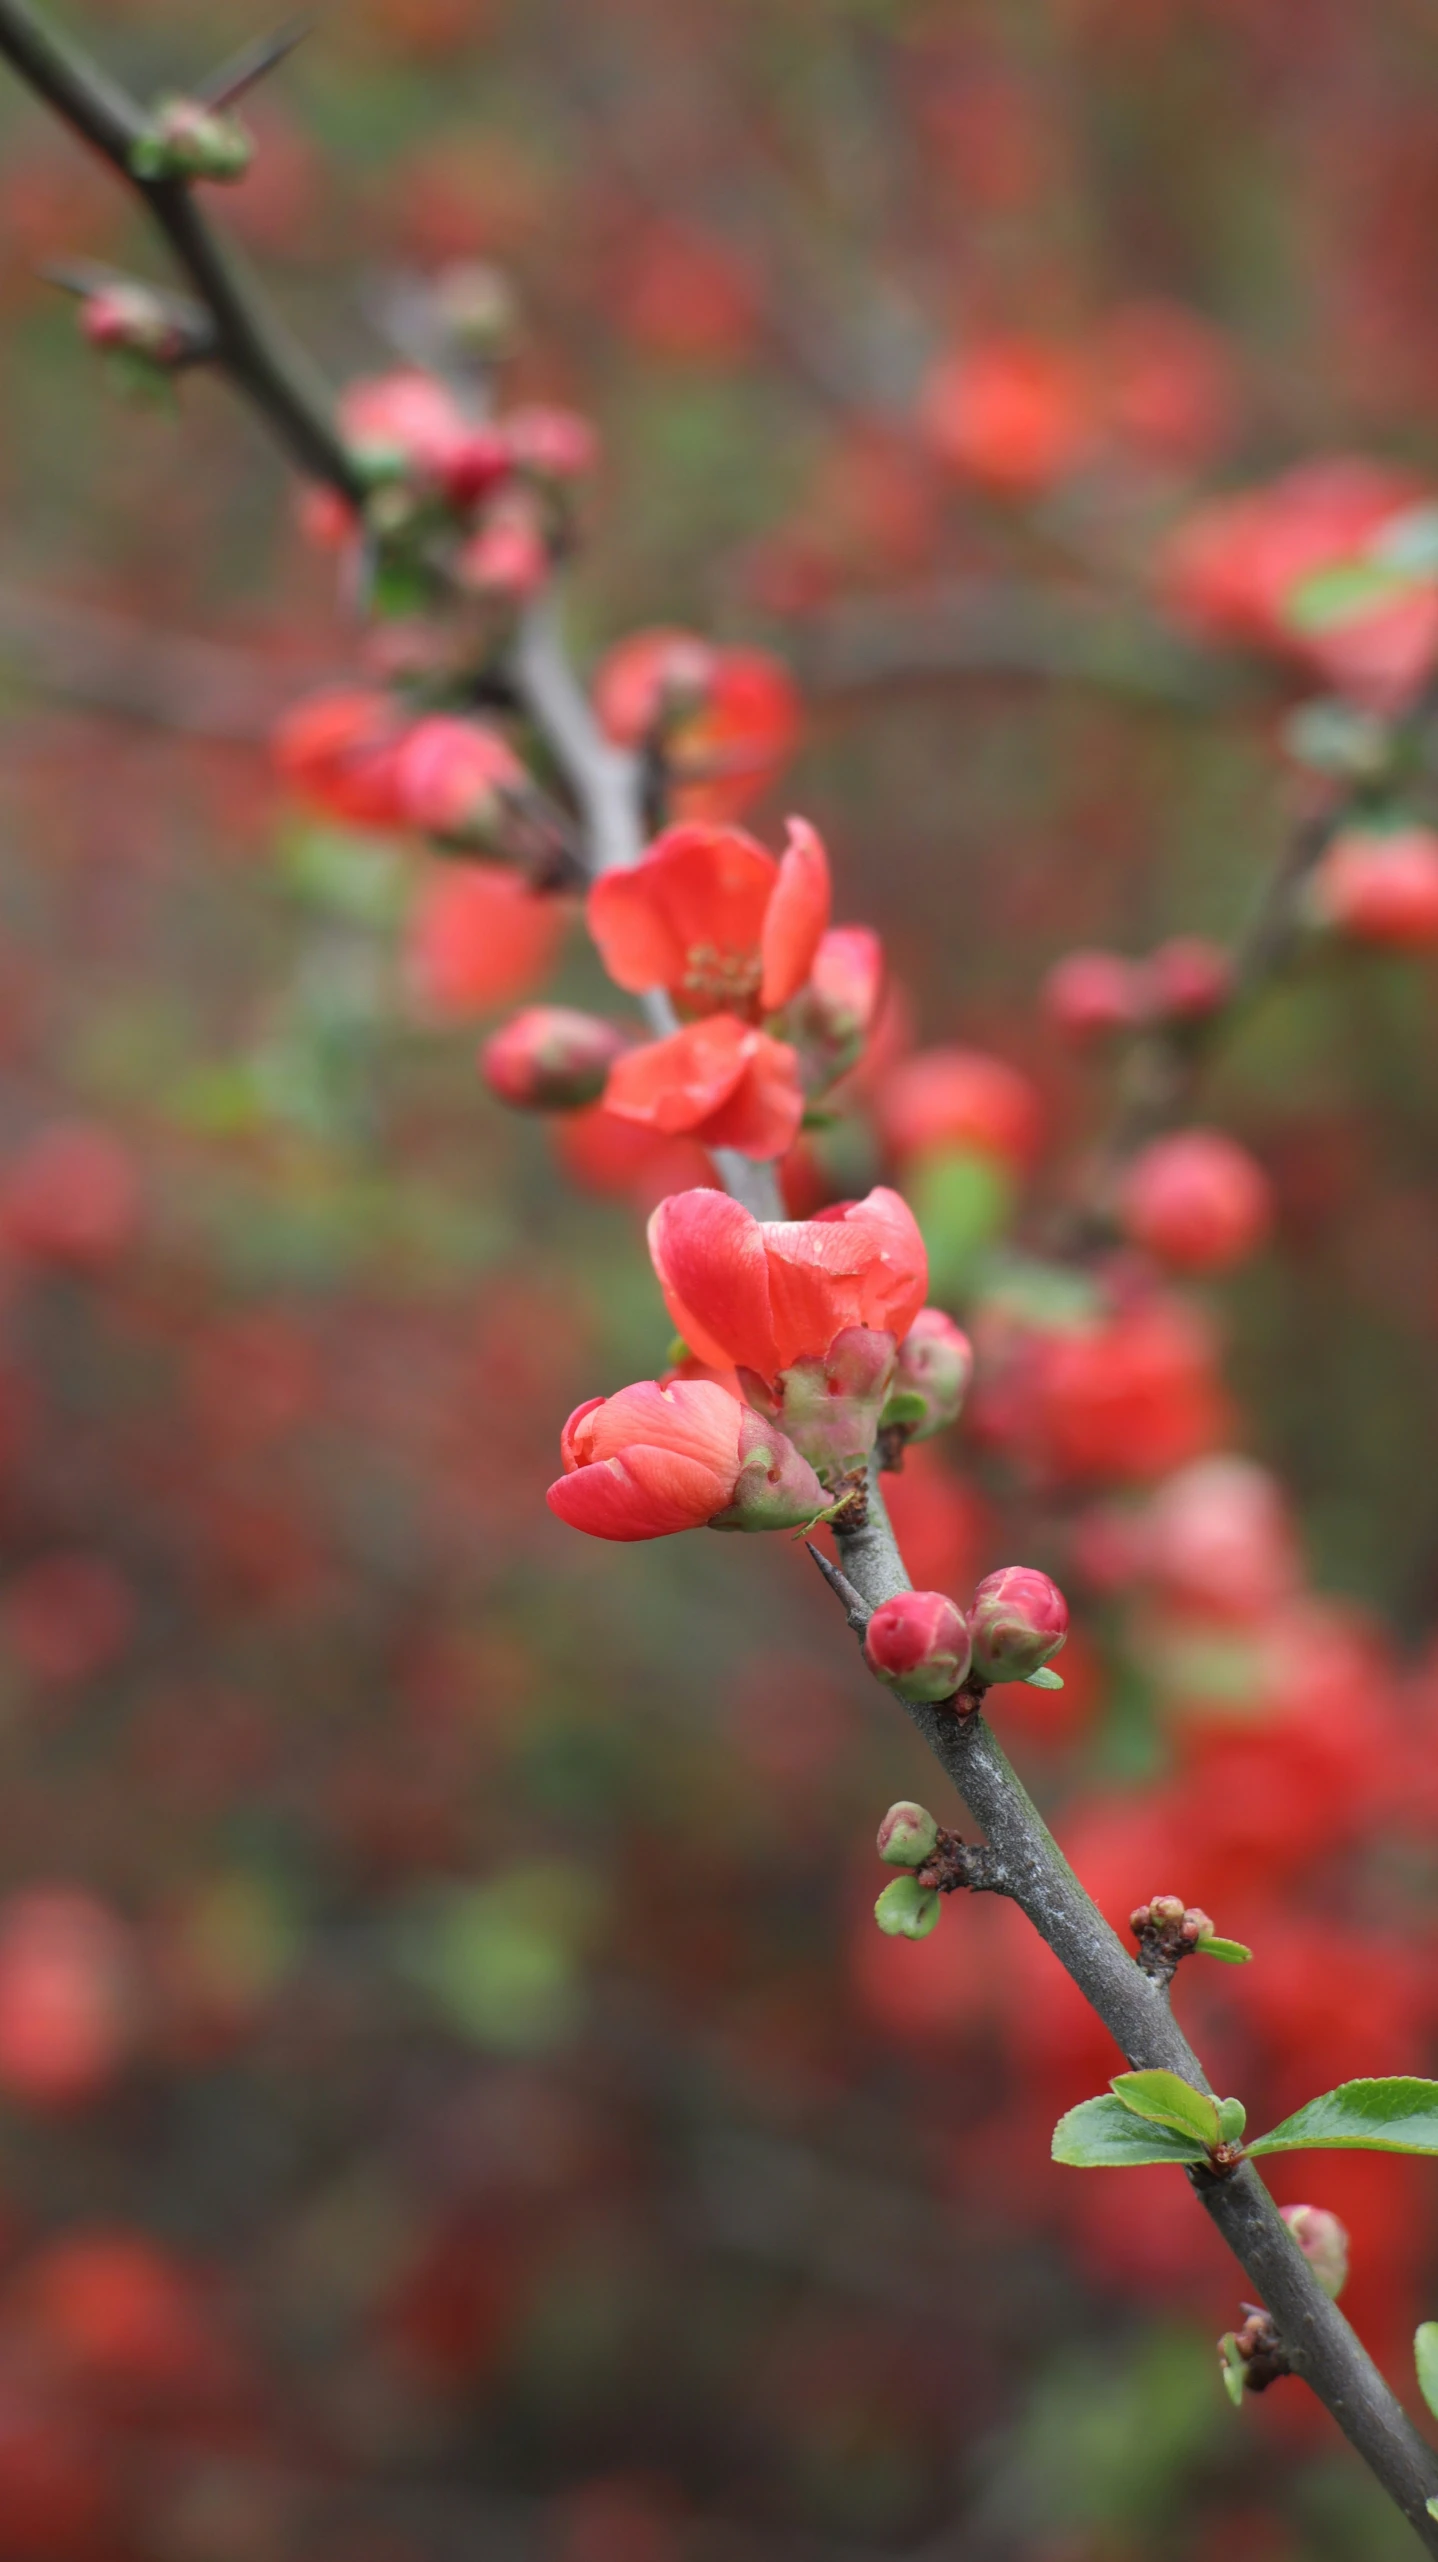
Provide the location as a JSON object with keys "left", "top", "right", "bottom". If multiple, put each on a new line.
{"left": 9, "top": 14, "right": 1438, "bottom": 2547}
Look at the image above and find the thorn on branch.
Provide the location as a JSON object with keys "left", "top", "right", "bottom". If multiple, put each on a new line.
{"left": 195, "top": 14, "right": 313, "bottom": 111}
{"left": 804, "top": 1540, "right": 871, "bottom": 1634}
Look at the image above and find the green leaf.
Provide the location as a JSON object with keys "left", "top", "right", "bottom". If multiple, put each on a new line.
{"left": 1218, "top": 2333, "right": 1247, "bottom": 2410}
{"left": 1247, "top": 2077, "right": 1438, "bottom": 2158}
{"left": 1195, "top": 1935, "right": 1252, "bottom": 1964}
{"left": 1024, "top": 1665, "right": 1065, "bottom": 1690}
{"left": 1415, "top": 2324, "right": 1438, "bottom": 2421}
{"left": 1428, "top": 2500, "right": 1438, "bottom": 2523}
{"left": 1053, "top": 2095, "right": 1210, "bottom": 2169}
{"left": 1112, "top": 2071, "right": 1221, "bottom": 2147}
{"left": 1215, "top": 2098, "right": 1247, "bottom": 2145}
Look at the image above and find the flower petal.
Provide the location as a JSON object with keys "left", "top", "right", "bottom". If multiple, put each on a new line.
{"left": 647, "top": 1189, "right": 777, "bottom": 1377}
{"left": 760, "top": 817, "right": 831, "bottom": 1011}
{"left": 603, "top": 1016, "right": 750, "bottom": 1135}
{"left": 699, "top": 1031, "right": 805, "bottom": 1159}
{"left": 568, "top": 1378, "right": 742, "bottom": 1476}
{"left": 546, "top": 1446, "right": 731, "bottom": 1540}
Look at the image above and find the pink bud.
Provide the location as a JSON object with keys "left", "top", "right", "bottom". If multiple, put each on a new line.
{"left": 1280, "top": 2204, "right": 1349, "bottom": 2301}
{"left": 1119, "top": 1129, "right": 1271, "bottom": 1274}
{"left": 481, "top": 1008, "right": 629, "bottom": 1111}
{"left": 1042, "top": 949, "right": 1140, "bottom": 1045}
{"left": 393, "top": 717, "right": 527, "bottom": 847}
{"left": 876, "top": 1801, "right": 940, "bottom": 1866}
{"left": 456, "top": 495, "right": 550, "bottom": 601}
{"left": 81, "top": 284, "right": 187, "bottom": 366}
{"left": 864, "top": 1590, "right": 972, "bottom": 1704}
{"left": 969, "top": 1566, "right": 1068, "bottom": 1684}
{"left": 1141, "top": 936, "right": 1233, "bottom": 1023}
{"left": 502, "top": 405, "right": 598, "bottom": 482}
{"left": 882, "top": 1309, "right": 973, "bottom": 1447}
{"left": 1308, "top": 827, "right": 1438, "bottom": 950}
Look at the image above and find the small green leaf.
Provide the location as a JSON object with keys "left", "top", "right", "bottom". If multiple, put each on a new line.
{"left": 874, "top": 1875, "right": 941, "bottom": 1941}
{"left": 1415, "top": 2325, "right": 1438, "bottom": 2421}
{"left": 1219, "top": 2333, "right": 1247, "bottom": 2410}
{"left": 1052, "top": 2095, "right": 1210, "bottom": 2169}
{"left": 1024, "top": 1665, "right": 1065, "bottom": 1690}
{"left": 1248, "top": 2077, "right": 1438, "bottom": 2158}
{"left": 1112, "top": 2070, "right": 1221, "bottom": 2148}
{"left": 1284, "top": 558, "right": 1416, "bottom": 635}
{"left": 1195, "top": 1935, "right": 1252, "bottom": 1964}
{"left": 1428, "top": 2499, "right": 1438, "bottom": 2523}
{"left": 1216, "top": 2097, "right": 1247, "bottom": 2144}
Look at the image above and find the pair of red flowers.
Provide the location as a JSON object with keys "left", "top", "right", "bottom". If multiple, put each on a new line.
{"left": 547, "top": 1184, "right": 969, "bottom": 1542}
{"left": 588, "top": 818, "right": 882, "bottom": 1161}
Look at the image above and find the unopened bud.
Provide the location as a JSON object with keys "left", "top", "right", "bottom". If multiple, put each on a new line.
{"left": 1281, "top": 2203, "right": 1350, "bottom": 2301}
{"left": 708, "top": 1409, "right": 826, "bottom": 1534}
{"left": 754, "top": 1325, "right": 897, "bottom": 1489}
{"left": 876, "top": 1802, "right": 940, "bottom": 1868}
{"left": 130, "top": 97, "right": 253, "bottom": 184}
{"left": 874, "top": 1874, "right": 941, "bottom": 1940}
{"left": 881, "top": 1309, "right": 973, "bottom": 1448}
{"left": 863, "top": 1590, "right": 972, "bottom": 1705}
{"left": 481, "top": 1008, "right": 629, "bottom": 1111}
{"left": 1140, "top": 936, "right": 1233, "bottom": 1024}
{"left": 456, "top": 493, "right": 550, "bottom": 601}
{"left": 969, "top": 1566, "right": 1068, "bottom": 1685}
{"left": 80, "top": 282, "right": 190, "bottom": 368}
{"left": 1042, "top": 949, "right": 1140, "bottom": 1046}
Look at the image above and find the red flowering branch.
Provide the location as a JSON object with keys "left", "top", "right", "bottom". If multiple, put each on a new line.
{"left": 7, "top": 9, "right": 1438, "bottom": 2547}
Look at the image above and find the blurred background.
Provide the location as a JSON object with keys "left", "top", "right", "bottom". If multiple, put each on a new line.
{"left": 1, "top": 2, "right": 1438, "bottom": 2556}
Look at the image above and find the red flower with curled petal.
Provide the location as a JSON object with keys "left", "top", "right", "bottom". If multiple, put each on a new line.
{"left": 603, "top": 1015, "right": 804, "bottom": 1161}
{"left": 647, "top": 1184, "right": 927, "bottom": 1387}
{"left": 547, "top": 1377, "right": 823, "bottom": 1541}
{"left": 588, "top": 818, "right": 830, "bottom": 1022}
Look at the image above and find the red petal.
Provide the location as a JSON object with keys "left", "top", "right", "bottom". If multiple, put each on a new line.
{"left": 647, "top": 1189, "right": 777, "bottom": 1377}
{"left": 546, "top": 1447, "right": 730, "bottom": 1540}
{"left": 567, "top": 1379, "right": 742, "bottom": 1476}
{"left": 602, "top": 1016, "right": 750, "bottom": 1135}
{"left": 699, "top": 1032, "right": 805, "bottom": 1159}
{"left": 759, "top": 817, "right": 831, "bottom": 1011}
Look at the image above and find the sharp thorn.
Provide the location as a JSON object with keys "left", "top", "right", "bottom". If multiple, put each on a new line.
{"left": 804, "top": 1540, "right": 872, "bottom": 1631}
{"left": 195, "top": 13, "right": 315, "bottom": 111}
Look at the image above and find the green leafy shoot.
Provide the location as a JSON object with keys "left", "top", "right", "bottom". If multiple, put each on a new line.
{"left": 1024, "top": 1664, "right": 1064, "bottom": 1689}
{"left": 1195, "top": 1934, "right": 1252, "bottom": 1964}
{"left": 1111, "top": 2070, "right": 1221, "bottom": 2149}
{"left": 1218, "top": 2333, "right": 1247, "bottom": 2410}
{"left": 1052, "top": 2095, "right": 1211, "bottom": 2169}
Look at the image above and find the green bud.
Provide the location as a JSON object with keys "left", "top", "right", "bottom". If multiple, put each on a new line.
{"left": 874, "top": 1875, "right": 941, "bottom": 1940}
{"left": 875, "top": 1802, "right": 940, "bottom": 1868}
{"left": 1216, "top": 2097, "right": 1247, "bottom": 2145}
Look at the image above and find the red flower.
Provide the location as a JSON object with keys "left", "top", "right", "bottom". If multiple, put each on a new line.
{"left": 271, "top": 689, "right": 406, "bottom": 830}
{"left": 647, "top": 1184, "right": 927, "bottom": 1386}
{"left": 588, "top": 818, "right": 830, "bottom": 1021}
{"left": 921, "top": 337, "right": 1093, "bottom": 495}
{"left": 594, "top": 635, "right": 801, "bottom": 823}
{"left": 603, "top": 1015, "right": 804, "bottom": 1161}
{"left": 547, "top": 1377, "right": 823, "bottom": 1541}
{"left": 878, "top": 1046, "right": 1042, "bottom": 1170}
{"left": 405, "top": 866, "right": 569, "bottom": 1019}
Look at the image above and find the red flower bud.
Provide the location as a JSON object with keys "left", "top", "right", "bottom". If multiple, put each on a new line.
{"left": 877, "top": 1046, "right": 1042, "bottom": 1172}
{"left": 921, "top": 337, "right": 1093, "bottom": 496}
{"left": 481, "top": 1008, "right": 629, "bottom": 1111}
{"left": 1141, "top": 936, "right": 1233, "bottom": 1023}
{"left": 864, "top": 1589, "right": 973, "bottom": 1704}
{"left": 392, "top": 717, "right": 527, "bottom": 848}
{"left": 786, "top": 925, "right": 885, "bottom": 1089}
{"left": 1308, "top": 826, "right": 1438, "bottom": 949}
{"left": 547, "top": 1378, "right": 823, "bottom": 1542}
{"left": 969, "top": 1566, "right": 1068, "bottom": 1684}
{"left": 456, "top": 495, "right": 551, "bottom": 601}
{"left": 1118, "top": 1129, "right": 1271, "bottom": 1273}
{"left": 80, "top": 283, "right": 190, "bottom": 366}
{"left": 1280, "top": 2204, "right": 1349, "bottom": 2301}
{"left": 882, "top": 1308, "right": 973, "bottom": 1447}
{"left": 1042, "top": 949, "right": 1141, "bottom": 1045}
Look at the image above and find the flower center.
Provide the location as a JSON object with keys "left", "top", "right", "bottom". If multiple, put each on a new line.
{"left": 679, "top": 943, "right": 763, "bottom": 1015}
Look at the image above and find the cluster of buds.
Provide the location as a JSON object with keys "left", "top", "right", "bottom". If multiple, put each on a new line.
{"left": 129, "top": 96, "right": 253, "bottom": 184}
{"left": 871, "top": 1800, "right": 1004, "bottom": 1939}
{"left": 1042, "top": 935, "right": 1233, "bottom": 1048}
{"left": 1129, "top": 1895, "right": 1252, "bottom": 1981}
{"left": 862, "top": 1566, "right": 1068, "bottom": 1709}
